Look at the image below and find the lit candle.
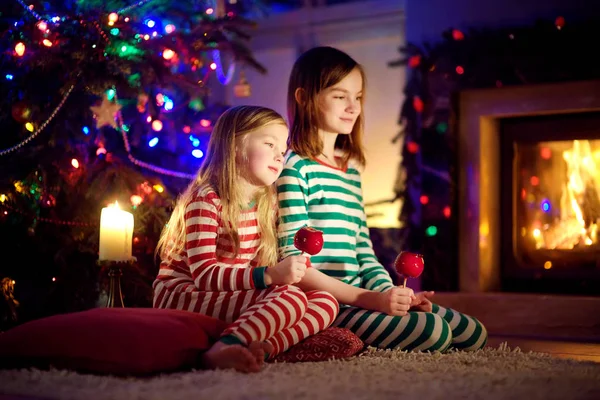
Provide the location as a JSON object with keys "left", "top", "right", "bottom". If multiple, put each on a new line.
{"left": 99, "top": 201, "right": 133, "bottom": 261}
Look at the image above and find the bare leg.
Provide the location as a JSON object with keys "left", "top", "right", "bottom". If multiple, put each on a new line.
{"left": 199, "top": 341, "right": 262, "bottom": 373}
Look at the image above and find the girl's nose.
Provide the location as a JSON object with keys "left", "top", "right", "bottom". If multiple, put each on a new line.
{"left": 347, "top": 99, "right": 360, "bottom": 113}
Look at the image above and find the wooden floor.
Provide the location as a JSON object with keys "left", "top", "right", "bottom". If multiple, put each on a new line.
{"left": 487, "top": 335, "right": 600, "bottom": 363}
{"left": 432, "top": 292, "right": 600, "bottom": 363}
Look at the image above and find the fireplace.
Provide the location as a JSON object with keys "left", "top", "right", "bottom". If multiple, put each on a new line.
{"left": 457, "top": 80, "right": 600, "bottom": 295}
{"left": 500, "top": 113, "right": 600, "bottom": 295}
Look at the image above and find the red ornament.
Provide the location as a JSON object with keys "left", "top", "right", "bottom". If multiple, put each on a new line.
{"left": 555, "top": 16, "right": 565, "bottom": 29}
{"left": 413, "top": 96, "right": 424, "bottom": 113}
{"left": 455, "top": 66, "right": 464, "bottom": 75}
{"left": 452, "top": 29, "right": 464, "bottom": 41}
{"left": 294, "top": 226, "right": 324, "bottom": 255}
{"left": 408, "top": 55, "right": 421, "bottom": 68}
{"left": 394, "top": 252, "right": 425, "bottom": 286}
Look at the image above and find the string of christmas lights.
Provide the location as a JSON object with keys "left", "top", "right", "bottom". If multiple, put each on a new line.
{"left": 0, "top": 84, "right": 76, "bottom": 157}
{"left": 0, "top": 202, "right": 98, "bottom": 227}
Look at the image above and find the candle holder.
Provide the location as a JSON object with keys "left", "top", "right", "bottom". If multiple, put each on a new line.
{"left": 97, "top": 258, "right": 136, "bottom": 308}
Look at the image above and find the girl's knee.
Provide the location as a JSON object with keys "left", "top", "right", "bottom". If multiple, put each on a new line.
{"left": 307, "top": 290, "right": 339, "bottom": 309}
{"left": 420, "top": 313, "right": 452, "bottom": 353}
{"left": 454, "top": 317, "right": 488, "bottom": 351}
{"left": 276, "top": 284, "right": 308, "bottom": 306}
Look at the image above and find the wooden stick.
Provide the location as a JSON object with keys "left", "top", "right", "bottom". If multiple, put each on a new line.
{"left": 402, "top": 277, "right": 407, "bottom": 288}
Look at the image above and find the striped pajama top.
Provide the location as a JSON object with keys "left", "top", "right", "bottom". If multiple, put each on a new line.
{"left": 276, "top": 151, "right": 395, "bottom": 293}
{"left": 153, "top": 186, "right": 269, "bottom": 318}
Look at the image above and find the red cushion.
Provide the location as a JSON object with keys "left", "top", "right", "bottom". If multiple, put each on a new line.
{"left": 0, "top": 307, "right": 229, "bottom": 376}
{"left": 271, "top": 327, "right": 364, "bottom": 363}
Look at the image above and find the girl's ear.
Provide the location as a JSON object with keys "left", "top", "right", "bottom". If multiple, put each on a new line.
{"left": 294, "top": 88, "right": 305, "bottom": 105}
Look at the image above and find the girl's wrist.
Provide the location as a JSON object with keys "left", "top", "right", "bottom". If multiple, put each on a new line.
{"left": 264, "top": 269, "right": 273, "bottom": 285}
{"left": 356, "top": 290, "right": 380, "bottom": 312}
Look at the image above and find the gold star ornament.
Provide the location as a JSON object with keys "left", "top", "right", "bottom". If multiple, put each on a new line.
{"left": 90, "top": 95, "right": 122, "bottom": 129}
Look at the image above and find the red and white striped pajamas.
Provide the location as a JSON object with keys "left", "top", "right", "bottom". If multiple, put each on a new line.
{"left": 153, "top": 186, "right": 338, "bottom": 357}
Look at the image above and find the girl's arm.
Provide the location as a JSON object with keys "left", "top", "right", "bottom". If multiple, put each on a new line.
{"left": 296, "top": 268, "right": 379, "bottom": 309}
{"left": 186, "top": 193, "right": 268, "bottom": 291}
{"left": 276, "top": 161, "right": 311, "bottom": 259}
{"left": 297, "top": 268, "right": 414, "bottom": 316}
{"left": 354, "top": 177, "right": 396, "bottom": 293}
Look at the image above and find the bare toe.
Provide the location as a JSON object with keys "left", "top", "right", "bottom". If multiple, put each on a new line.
{"left": 201, "top": 343, "right": 261, "bottom": 373}
{"left": 248, "top": 341, "right": 274, "bottom": 364}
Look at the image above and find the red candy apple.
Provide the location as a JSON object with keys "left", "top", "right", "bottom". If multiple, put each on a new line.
{"left": 294, "top": 226, "right": 324, "bottom": 255}
{"left": 394, "top": 251, "right": 424, "bottom": 287}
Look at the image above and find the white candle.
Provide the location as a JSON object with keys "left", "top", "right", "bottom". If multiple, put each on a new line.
{"left": 99, "top": 201, "right": 133, "bottom": 261}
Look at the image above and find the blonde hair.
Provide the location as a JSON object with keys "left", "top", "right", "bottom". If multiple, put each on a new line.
{"left": 287, "top": 46, "right": 367, "bottom": 168}
{"left": 156, "top": 105, "right": 286, "bottom": 267}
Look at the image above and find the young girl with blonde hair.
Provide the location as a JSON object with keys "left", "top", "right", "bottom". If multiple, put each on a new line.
{"left": 277, "top": 47, "right": 487, "bottom": 353}
{"left": 154, "top": 105, "right": 339, "bottom": 372}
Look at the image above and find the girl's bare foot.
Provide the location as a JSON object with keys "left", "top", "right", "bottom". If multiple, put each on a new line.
{"left": 199, "top": 341, "right": 261, "bottom": 373}
{"left": 248, "top": 341, "right": 274, "bottom": 365}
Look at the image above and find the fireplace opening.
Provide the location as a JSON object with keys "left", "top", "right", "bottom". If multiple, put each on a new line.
{"left": 500, "top": 112, "right": 600, "bottom": 295}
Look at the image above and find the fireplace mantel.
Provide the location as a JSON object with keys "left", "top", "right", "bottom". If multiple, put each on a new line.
{"left": 458, "top": 80, "right": 600, "bottom": 293}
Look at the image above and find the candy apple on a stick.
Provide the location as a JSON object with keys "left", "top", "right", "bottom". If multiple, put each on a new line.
{"left": 294, "top": 226, "right": 324, "bottom": 255}
{"left": 394, "top": 251, "right": 424, "bottom": 287}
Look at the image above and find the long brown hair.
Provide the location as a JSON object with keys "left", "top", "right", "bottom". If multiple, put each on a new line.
{"left": 287, "top": 46, "right": 366, "bottom": 168}
{"left": 156, "top": 105, "right": 286, "bottom": 267}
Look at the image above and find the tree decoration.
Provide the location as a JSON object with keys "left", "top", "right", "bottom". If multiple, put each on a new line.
{"left": 90, "top": 95, "right": 123, "bottom": 129}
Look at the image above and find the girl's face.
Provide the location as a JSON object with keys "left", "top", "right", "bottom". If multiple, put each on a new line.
{"left": 237, "top": 122, "right": 288, "bottom": 192}
{"left": 317, "top": 67, "right": 363, "bottom": 136}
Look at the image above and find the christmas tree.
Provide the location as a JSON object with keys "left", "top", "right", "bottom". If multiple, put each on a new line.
{"left": 0, "top": 0, "right": 270, "bottom": 327}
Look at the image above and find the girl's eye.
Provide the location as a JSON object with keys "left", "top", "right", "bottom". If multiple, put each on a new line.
{"left": 334, "top": 96, "right": 345, "bottom": 100}
{"left": 265, "top": 143, "right": 274, "bottom": 148}
{"left": 356, "top": 96, "right": 362, "bottom": 101}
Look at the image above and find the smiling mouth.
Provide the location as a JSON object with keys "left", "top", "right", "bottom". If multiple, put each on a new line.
{"left": 340, "top": 118, "right": 354, "bottom": 123}
{"left": 268, "top": 167, "right": 279, "bottom": 173}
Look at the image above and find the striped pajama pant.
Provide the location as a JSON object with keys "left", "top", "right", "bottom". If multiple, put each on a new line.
{"left": 334, "top": 303, "right": 487, "bottom": 352}
{"left": 156, "top": 283, "right": 339, "bottom": 357}
{"left": 220, "top": 284, "right": 339, "bottom": 357}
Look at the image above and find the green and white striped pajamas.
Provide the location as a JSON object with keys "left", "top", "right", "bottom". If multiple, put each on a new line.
{"left": 276, "top": 152, "right": 487, "bottom": 352}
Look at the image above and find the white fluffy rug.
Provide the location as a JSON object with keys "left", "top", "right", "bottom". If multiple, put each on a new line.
{"left": 1, "top": 344, "right": 599, "bottom": 400}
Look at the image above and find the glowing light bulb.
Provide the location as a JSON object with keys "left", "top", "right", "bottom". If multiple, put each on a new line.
{"left": 192, "top": 149, "right": 204, "bottom": 159}
{"left": 151, "top": 120, "right": 163, "bottom": 132}
{"left": 15, "top": 42, "right": 26, "bottom": 56}
{"left": 163, "top": 49, "right": 175, "bottom": 60}
{"left": 130, "top": 195, "right": 143, "bottom": 206}
{"left": 425, "top": 225, "right": 438, "bottom": 237}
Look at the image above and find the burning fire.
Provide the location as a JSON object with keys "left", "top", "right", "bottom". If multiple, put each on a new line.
{"left": 531, "top": 140, "right": 600, "bottom": 250}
